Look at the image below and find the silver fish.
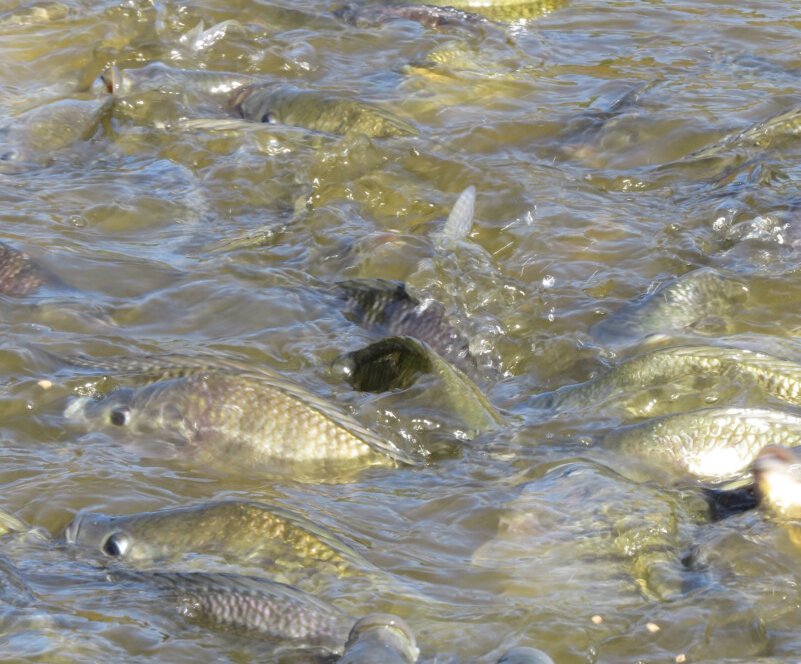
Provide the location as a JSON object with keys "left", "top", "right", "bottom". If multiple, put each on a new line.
{"left": 61, "top": 354, "right": 421, "bottom": 467}
{"left": 339, "top": 614, "right": 419, "bottom": 664}
{"left": 606, "top": 407, "right": 801, "bottom": 482}
{"left": 592, "top": 268, "right": 749, "bottom": 343}
{"left": 496, "top": 646, "right": 555, "bottom": 664}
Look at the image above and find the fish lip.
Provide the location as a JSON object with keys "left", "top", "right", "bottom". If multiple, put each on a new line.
{"left": 63, "top": 395, "right": 91, "bottom": 422}
{"left": 63, "top": 512, "right": 85, "bottom": 544}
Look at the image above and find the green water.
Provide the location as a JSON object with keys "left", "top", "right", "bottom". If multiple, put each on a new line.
{"left": 3, "top": 0, "right": 801, "bottom": 661}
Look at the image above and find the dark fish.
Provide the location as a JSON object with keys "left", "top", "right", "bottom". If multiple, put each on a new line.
{"left": 333, "top": 336, "right": 501, "bottom": 434}
{"left": 109, "top": 570, "right": 351, "bottom": 648}
{"left": 338, "top": 614, "right": 419, "bottom": 664}
{"left": 61, "top": 354, "right": 422, "bottom": 467}
{"left": 337, "top": 279, "right": 474, "bottom": 371}
{"left": 335, "top": 2, "right": 486, "bottom": 31}
{"left": 64, "top": 500, "right": 368, "bottom": 580}
{"left": 230, "top": 83, "right": 417, "bottom": 138}
{"left": 0, "top": 242, "right": 53, "bottom": 296}
{"left": 496, "top": 646, "right": 555, "bottom": 664}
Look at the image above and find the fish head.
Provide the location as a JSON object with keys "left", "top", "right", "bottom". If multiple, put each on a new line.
{"left": 64, "top": 512, "right": 158, "bottom": 563}
{"left": 344, "top": 613, "right": 419, "bottom": 663}
{"left": 752, "top": 445, "right": 801, "bottom": 520}
{"left": 496, "top": 646, "right": 555, "bottom": 664}
{"left": 64, "top": 388, "right": 142, "bottom": 432}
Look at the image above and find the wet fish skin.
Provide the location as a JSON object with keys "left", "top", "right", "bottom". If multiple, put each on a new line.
{"left": 752, "top": 445, "right": 801, "bottom": 520}
{"left": 536, "top": 344, "right": 801, "bottom": 414}
{"left": 425, "top": 0, "right": 568, "bottom": 21}
{"left": 606, "top": 407, "right": 801, "bottom": 482}
{"left": 337, "top": 279, "right": 474, "bottom": 371}
{"left": 110, "top": 570, "right": 351, "bottom": 647}
{"left": 338, "top": 613, "right": 419, "bottom": 664}
{"left": 496, "top": 646, "right": 555, "bottom": 664}
{"left": 335, "top": 2, "right": 486, "bottom": 31}
{"left": 64, "top": 500, "right": 365, "bottom": 578}
{"left": 592, "top": 268, "right": 749, "bottom": 343}
{"left": 61, "top": 356, "right": 421, "bottom": 466}
{"left": 0, "top": 242, "right": 53, "bottom": 296}
{"left": 231, "top": 83, "right": 417, "bottom": 138}
{"left": 333, "top": 336, "right": 502, "bottom": 434}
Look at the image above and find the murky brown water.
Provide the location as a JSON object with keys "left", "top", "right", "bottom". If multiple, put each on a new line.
{"left": 4, "top": 0, "right": 801, "bottom": 661}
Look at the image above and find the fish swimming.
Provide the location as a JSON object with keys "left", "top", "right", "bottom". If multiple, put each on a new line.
{"left": 230, "top": 83, "right": 417, "bottom": 138}
{"left": 605, "top": 407, "right": 801, "bottom": 482}
{"left": 64, "top": 500, "right": 367, "bottom": 581}
{"left": 61, "top": 354, "right": 421, "bottom": 468}
{"left": 335, "top": 2, "right": 487, "bottom": 31}
{"left": 496, "top": 646, "right": 555, "bottom": 664}
{"left": 0, "top": 242, "right": 55, "bottom": 296}
{"left": 338, "top": 613, "right": 419, "bottom": 664}
{"left": 592, "top": 268, "right": 749, "bottom": 344}
{"left": 751, "top": 445, "right": 801, "bottom": 520}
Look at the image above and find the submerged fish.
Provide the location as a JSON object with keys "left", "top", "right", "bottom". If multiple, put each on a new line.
{"left": 0, "top": 95, "right": 112, "bottom": 166}
{"left": 230, "top": 83, "right": 417, "bottom": 138}
{"left": 339, "top": 614, "right": 419, "bottom": 664}
{"left": 496, "top": 647, "right": 555, "bottom": 664}
{"left": 64, "top": 500, "right": 367, "bottom": 580}
{"left": 752, "top": 445, "right": 801, "bottom": 520}
{"left": 605, "top": 407, "right": 801, "bottom": 482}
{"left": 333, "top": 336, "right": 501, "bottom": 434}
{"left": 424, "top": 0, "right": 568, "bottom": 21}
{"left": 535, "top": 344, "right": 801, "bottom": 415}
{"left": 110, "top": 570, "right": 351, "bottom": 648}
{"left": 592, "top": 268, "right": 749, "bottom": 343}
{"left": 0, "top": 242, "right": 54, "bottom": 296}
{"left": 337, "top": 279, "right": 474, "bottom": 371}
{"left": 62, "top": 355, "right": 421, "bottom": 467}
{"left": 335, "top": 2, "right": 486, "bottom": 31}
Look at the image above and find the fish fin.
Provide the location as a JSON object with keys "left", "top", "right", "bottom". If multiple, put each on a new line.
{"left": 441, "top": 185, "right": 476, "bottom": 241}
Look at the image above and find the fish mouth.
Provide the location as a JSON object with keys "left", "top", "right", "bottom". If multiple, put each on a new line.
{"left": 63, "top": 512, "right": 85, "bottom": 544}
{"left": 63, "top": 395, "right": 91, "bottom": 423}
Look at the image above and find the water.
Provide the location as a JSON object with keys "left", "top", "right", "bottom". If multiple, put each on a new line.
{"left": 3, "top": 0, "right": 801, "bottom": 661}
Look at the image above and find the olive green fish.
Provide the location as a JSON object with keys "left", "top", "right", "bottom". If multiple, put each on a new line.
{"left": 535, "top": 344, "right": 801, "bottom": 415}
{"left": 605, "top": 407, "right": 801, "bottom": 482}
{"left": 752, "top": 445, "right": 801, "bottom": 520}
{"left": 333, "top": 336, "right": 502, "bottom": 434}
{"left": 0, "top": 242, "right": 54, "bottom": 296}
{"left": 335, "top": 2, "right": 487, "bottom": 31}
{"left": 64, "top": 500, "right": 367, "bottom": 581}
{"left": 61, "top": 354, "right": 421, "bottom": 467}
{"left": 337, "top": 279, "right": 475, "bottom": 372}
{"left": 230, "top": 83, "right": 417, "bottom": 138}
{"left": 109, "top": 569, "right": 351, "bottom": 648}
{"left": 339, "top": 614, "right": 419, "bottom": 664}
{"left": 592, "top": 268, "right": 749, "bottom": 343}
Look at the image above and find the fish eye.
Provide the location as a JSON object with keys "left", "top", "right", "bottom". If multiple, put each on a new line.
{"left": 109, "top": 408, "right": 130, "bottom": 426}
{"left": 101, "top": 532, "right": 130, "bottom": 557}
{"left": 261, "top": 111, "right": 277, "bottom": 124}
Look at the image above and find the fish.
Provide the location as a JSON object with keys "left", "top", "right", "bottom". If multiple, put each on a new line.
{"left": 604, "top": 407, "right": 801, "bottom": 482}
{"left": 423, "top": 0, "right": 568, "bottom": 21}
{"left": 0, "top": 95, "right": 112, "bottom": 168}
{"left": 332, "top": 336, "right": 502, "bottom": 434}
{"left": 0, "top": 242, "right": 55, "bottom": 296}
{"left": 534, "top": 344, "right": 801, "bottom": 416}
{"left": 108, "top": 569, "right": 351, "bottom": 648}
{"left": 230, "top": 83, "right": 417, "bottom": 138}
{"left": 335, "top": 2, "right": 487, "bottom": 32}
{"left": 751, "top": 445, "right": 801, "bottom": 520}
{"left": 61, "top": 354, "right": 422, "bottom": 467}
{"left": 496, "top": 646, "right": 555, "bottom": 664}
{"left": 592, "top": 268, "right": 749, "bottom": 343}
{"left": 64, "top": 500, "right": 367, "bottom": 580}
{"left": 337, "top": 279, "right": 475, "bottom": 371}
{"left": 338, "top": 613, "right": 419, "bottom": 664}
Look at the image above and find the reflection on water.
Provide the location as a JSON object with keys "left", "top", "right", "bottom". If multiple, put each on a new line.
{"left": 4, "top": 0, "right": 801, "bottom": 661}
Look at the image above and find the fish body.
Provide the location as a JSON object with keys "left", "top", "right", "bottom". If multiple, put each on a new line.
{"left": 230, "top": 83, "right": 417, "bottom": 138}
{"left": 606, "top": 407, "right": 801, "bottom": 482}
{"left": 538, "top": 344, "right": 801, "bottom": 414}
{"left": 333, "top": 336, "right": 501, "bottom": 434}
{"left": 335, "top": 2, "right": 486, "bottom": 30}
{"left": 0, "top": 242, "right": 53, "bottom": 296}
{"left": 62, "top": 357, "right": 419, "bottom": 466}
{"left": 496, "top": 647, "right": 555, "bottom": 664}
{"left": 425, "top": 0, "right": 567, "bottom": 21}
{"left": 339, "top": 614, "right": 419, "bottom": 664}
{"left": 592, "top": 268, "right": 749, "bottom": 343}
{"left": 337, "top": 279, "right": 474, "bottom": 371}
{"left": 111, "top": 570, "right": 350, "bottom": 647}
{"left": 64, "top": 500, "right": 366, "bottom": 578}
